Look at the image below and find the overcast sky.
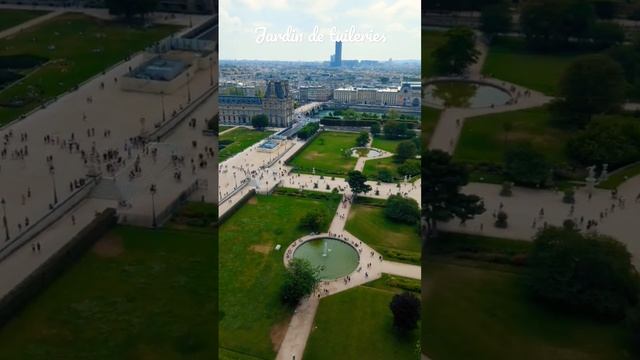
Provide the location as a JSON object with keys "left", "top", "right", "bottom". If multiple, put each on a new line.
{"left": 220, "top": 0, "right": 421, "bottom": 61}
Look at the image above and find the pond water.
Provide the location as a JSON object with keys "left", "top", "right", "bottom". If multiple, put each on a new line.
{"left": 293, "top": 238, "right": 359, "bottom": 280}
{"left": 424, "top": 81, "right": 511, "bottom": 108}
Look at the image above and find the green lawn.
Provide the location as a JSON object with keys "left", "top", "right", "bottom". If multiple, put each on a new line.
{"left": 423, "top": 30, "right": 447, "bottom": 79}
{"left": 0, "top": 13, "right": 178, "bottom": 125}
{"left": 0, "top": 9, "right": 47, "bottom": 32}
{"left": 423, "top": 261, "right": 632, "bottom": 360}
{"left": 0, "top": 224, "right": 215, "bottom": 360}
{"left": 423, "top": 106, "right": 440, "bottom": 147}
{"left": 219, "top": 128, "right": 273, "bottom": 161}
{"left": 345, "top": 204, "right": 421, "bottom": 265}
{"left": 598, "top": 162, "right": 640, "bottom": 190}
{"left": 483, "top": 37, "right": 593, "bottom": 96}
{"left": 371, "top": 137, "right": 403, "bottom": 153}
{"left": 219, "top": 192, "right": 340, "bottom": 359}
{"left": 304, "top": 286, "right": 420, "bottom": 360}
{"left": 289, "top": 131, "right": 358, "bottom": 176}
{"left": 362, "top": 156, "right": 400, "bottom": 181}
{"left": 454, "top": 106, "right": 571, "bottom": 165}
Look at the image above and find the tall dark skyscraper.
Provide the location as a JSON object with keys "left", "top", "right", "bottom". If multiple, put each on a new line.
{"left": 331, "top": 41, "right": 342, "bottom": 67}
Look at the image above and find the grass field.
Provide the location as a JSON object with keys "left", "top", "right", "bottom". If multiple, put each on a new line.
{"left": 423, "top": 30, "right": 447, "bottom": 78}
{"left": 371, "top": 137, "right": 403, "bottom": 153}
{"left": 289, "top": 131, "right": 358, "bottom": 176}
{"left": 219, "top": 127, "right": 273, "bottom": 161}
{"left": 362, "top": 156, "right": 401, "bottom": 181}
{"left": 454, "top": 106, "right": 571, "bottom": 165}
{"left": 0, "top": 13, "right": 178, "bottom": 125}
{"left": 598, "top": 162, "right": 640, "bottom": 190}
{"left": 304, "top": 286, "right": 420, "bottom": 360}
{"left": 0, "top": 223, "right": 215, "bottom": 360}
{"left": 423, "top": 106, "right": 440, "bottom": 147}
{"left": 345, "top": 204, "right": 420, "bottom": 265}
{"left": 423, "top": 261, "right": 632, "bottom": 360}
{"left": 219, "top": 193, "right": 340, "bottom": 359}
{"left": 482, "top": 37, "right": 593, "bottom": 96}
{"left": 0, "top": 9, "right": 47, "bottom": 32}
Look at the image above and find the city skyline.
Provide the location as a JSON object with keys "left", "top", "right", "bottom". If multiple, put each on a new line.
{"left": 220, "top": 0, "right": 420, "bottom": 61}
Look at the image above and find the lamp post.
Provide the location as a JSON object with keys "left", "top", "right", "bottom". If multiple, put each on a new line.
{"left": 49, "top": 164, "right": 58, "bottom": 205}
{"left": 1, "top": 198, "right": 9, "bottom": 241}
{"left": 160, "top": 91, "right": 166, "bottom": 122}
{"left": 186, "top": 72, "right": 192, "bottom": 103}
{"left": 150, "top": 184, "right": 157, "bottom": 228}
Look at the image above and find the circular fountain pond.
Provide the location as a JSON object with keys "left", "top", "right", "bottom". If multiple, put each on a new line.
{"left": 351, "top": 147, "right": 382, "bottom": 158}
{"left": 424, "top": 81, "right": 511, "bottom": 108}
{"left": 292, "top": 238, "right": 359, "bottom": 280}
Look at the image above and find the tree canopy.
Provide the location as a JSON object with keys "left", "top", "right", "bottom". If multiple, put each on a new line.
{"left": 554, "top": 54, "right": 626, "bottom": 128}
{"left": 423, "top": 150, "right": 485, "bottom": 238}
{"left": 504, "top": 143, "right": 550, "bottom": 187}
{"left": 433, "top": 27, "right": 480, "bottom": 75}
{"left": 528, "top": 227, "right": 640, "bottom": 320}
{"left": 395, "top": 141, "right": 418, "bottom": 163}
{"left": 384, "top": 195, "right": 420, "bottom": 225}
{"left": 251, "top": 114, "right": 269, "bottom": 130}
{"left": 281, "top": 258, "right": 320, "bottom": 307}
{"left": 566, "top": 117, "right": 640, "bottom": 169}
{"left": 347, "top": 171, "right": 371, "bottom": 197}
{"left": 299, "top": 209, "right": 328, "bottom": 233}
{"left": 356, "top": 131, "right": 369, "bottom": 147}
{"left": 389, "top": 292, "right": 421, "bottom": 332}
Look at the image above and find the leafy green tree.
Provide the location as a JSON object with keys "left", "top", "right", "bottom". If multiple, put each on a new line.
{"left": 383, "top": 121, "right": 410, "bottom": 139}
{"left": 299, "top": 209, "right": 327, "bottom": 233}
{"left": 395, "top": 141, "right": 417, "bottom": 163}
{"left": 377, "top": 169, "right": 394, "bottom": 183}
{"left": 384, "top": 195, "right": 420, "bottom": 225}
{"left": 389, "top": 292, "right": 421, "bottom": 332}
{"left": 528, "top": 227, "right": 640, "bottom": 320}
{"left": 370, "top": 122, "right": 381, "bottom": 136}
{"left": 566, "top": 117, "right": 640, "bottom": 168}
{"left": 423, "top": 150, "right": 485, "bottom": 238}
{"left": 555, "top": 54, "right": 626, "bottom": 128}
{"left": 297, "top": 122, "right": 320, "bottom": 140}
{"left": 356, "top": 131, "right": 369, "bottom": 147}
{"left": 433, "top": 27, "right": 480, "bottom": 75}
{"left": 480, "top": 2, "right": 512, "bottom": 39}
{"left": 281, "top": 258, "right": 320, "bottom": 307}
{"left": 398, "top": 160, "right": 421, "bottom": 178}
{"left": 504, "top": 143, "right": 550, "bottom": 187}
{"left": 251, "top": 114, "right": 269, "bottom": 130}
{"left": 347, "top": 171, "right": 371, "bottom": 197}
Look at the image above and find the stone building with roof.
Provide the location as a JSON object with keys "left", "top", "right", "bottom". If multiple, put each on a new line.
{"left": 219, "top": 80, "right": 294, "bottom": 127}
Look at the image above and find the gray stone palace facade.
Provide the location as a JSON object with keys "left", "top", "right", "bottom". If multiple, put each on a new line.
{"left": 219, "top": 80, "right": 294, "bottom": 127}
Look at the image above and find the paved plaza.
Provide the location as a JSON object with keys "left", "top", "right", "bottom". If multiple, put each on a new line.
{"left": 0, "top": 8, "right": 215, "bottom": 315}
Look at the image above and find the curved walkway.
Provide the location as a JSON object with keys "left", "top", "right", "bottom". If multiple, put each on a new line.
{"left": 427, "top": 31, "right": 640, "bottom": 268}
